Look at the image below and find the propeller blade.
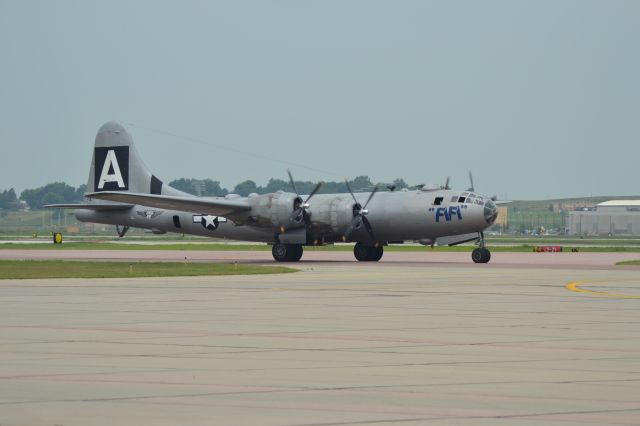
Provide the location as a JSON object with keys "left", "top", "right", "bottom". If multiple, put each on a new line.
{"left": 363, "top": 185, "right": 379, "bottom": 210}
{"left": 345, "top": 179, "right": 358, "bottom": 204}
{"left": 342, "top": 216, "right": 362, "bottom": 241}
{"left": 281, "top": 170, "right": 323, "bottom": 233}
{"left": 287, "top": 169, "right": 299, "bottom": 196}
{"left": 468, "top": 171, "right": 475, "bottom": 192}
{"left": 444, "top": 176, "right": 450, "bottom": 190}
{"left": 361, "top": 215, "right": 376, "bottom": 244}
{"left": 304, "top": 181, "right": 323, "bottom": 204}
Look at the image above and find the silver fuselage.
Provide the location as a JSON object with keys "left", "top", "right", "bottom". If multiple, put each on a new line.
{"left": 76, "top": 189, "right": 497, "bottom": 245}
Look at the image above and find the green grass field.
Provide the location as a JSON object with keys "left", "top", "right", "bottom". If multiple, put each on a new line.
{"left": 0, "top": 260, "right": 296, "bottom": 279}
{"left": 616, "top": 260, "right": 640, "bottom": 266}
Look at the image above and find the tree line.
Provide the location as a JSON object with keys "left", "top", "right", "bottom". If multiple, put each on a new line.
{"left": 0, "top": 188, "right": 18, "bottom": 210}
{"left": 2, "top": 176, "right": 411, "bottom": 210}
{"left": 170, "top": 176, "right": 410, "bottom": 197}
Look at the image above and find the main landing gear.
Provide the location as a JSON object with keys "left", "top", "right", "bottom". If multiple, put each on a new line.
{"left": 471, "top": 232, "right": 491, "bottom": 263}
{"left": 272, "top": 242, "right": 384, "bottom": 262}
{"left": 354, "top": 242, "right": 383, "bottom": 262}
{"left": 272, "top": 243, "right": 303, "bottom": 262}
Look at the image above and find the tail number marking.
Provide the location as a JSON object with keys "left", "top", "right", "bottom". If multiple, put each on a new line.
{"left": 94, "top": 146, "right": 129, "bottom": 191}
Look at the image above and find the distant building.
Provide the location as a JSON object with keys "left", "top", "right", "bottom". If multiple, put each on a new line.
{"left": 552, "top": 201, "right": 595, "bottom": 213}
{"left": 568, "top": 200, "right": 640, "bottom": 235}
{"left": 10, "top": 200, "right": 29, "bottom": 211}
{"left": 494, "top": 206, "right": 508, "bottom": 227}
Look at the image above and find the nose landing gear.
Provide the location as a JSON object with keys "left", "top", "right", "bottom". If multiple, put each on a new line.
{"left": 471, "top": 232, "right": 491, "bottom": 263}
{"left": 471, "top": 247, "right": 491, "bottom": 263}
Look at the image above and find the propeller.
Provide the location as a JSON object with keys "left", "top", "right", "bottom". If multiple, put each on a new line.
{"left": 467, "top": 170, "right": 497, "bottom": 201}
{"left": 342, "top": 180, "right": 379, "bottom": 243}
{"left": 441, "top": 176, "right": 451, "bottom": 190}
{"left": 280, "top": 169, "right": 323, "bottom": 232}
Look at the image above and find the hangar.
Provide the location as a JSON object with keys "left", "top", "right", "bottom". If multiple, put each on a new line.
{"left": 568, "top": 200, "right": 640, "bottom": 236}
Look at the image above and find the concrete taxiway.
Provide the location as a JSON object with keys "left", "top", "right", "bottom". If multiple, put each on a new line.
{"left": 2, "top": 248, "right": 640, "bottom": 268}
{"left": 1, "top": 253, "right": 639, "bottom": 425}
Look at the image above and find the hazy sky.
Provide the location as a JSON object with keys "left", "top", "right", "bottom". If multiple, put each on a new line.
{"left": 1, "top": 0, "right": 638, "bottom": 199}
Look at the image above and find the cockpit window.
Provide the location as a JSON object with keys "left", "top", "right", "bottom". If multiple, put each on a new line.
{"left": 475, "top": 199, "right": 484, "bottom": 205}
{"left": 451, "top": 196, "right": 458, "bottom": 202}
{"left": 434, "top": 197, "right": 444, "bottom": 206}
{"left": 466, "top": 197, "right": 474, "bottom": 203}
{"left": 458, "top": 196, "right": 466, "bottom": 203}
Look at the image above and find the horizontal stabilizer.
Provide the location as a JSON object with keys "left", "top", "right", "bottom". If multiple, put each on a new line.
{"left": 44, "top": 203, "right": 133, "bottom": 211}
{"left": 86, "top": 191, "right": 251, "bottom": 217}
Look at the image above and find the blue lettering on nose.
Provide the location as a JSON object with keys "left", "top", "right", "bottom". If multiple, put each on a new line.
{"left": 435, "top": 207, "right": 450, "bottom": 222}
{"left": 433, "top": 206, "right": 463, "bottom": 222}
{"left": 450, "top": 206, "right": 462, "bottom": 220}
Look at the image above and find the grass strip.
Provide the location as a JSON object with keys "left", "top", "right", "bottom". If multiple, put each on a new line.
{"left": 0, "top": 260, "right": 296, "bottom": 280}
{"left": 616, "top": 260, "right": 640, "bottom": 266}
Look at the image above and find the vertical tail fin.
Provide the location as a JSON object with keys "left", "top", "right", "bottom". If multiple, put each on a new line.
{"left": 87, "top": 121, "right": 182, "bottom": 196}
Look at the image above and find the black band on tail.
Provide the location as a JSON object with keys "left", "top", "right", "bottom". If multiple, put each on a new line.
{"left": 150, "top": 175, "right": 163, "bottom": 195}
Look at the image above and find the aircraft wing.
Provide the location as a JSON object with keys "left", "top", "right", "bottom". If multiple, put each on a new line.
{"left": 85, "top": 191, "right": 251, "bottom": 217}
{"left": 44, "top": 203, "right": 133, "bottom": 211}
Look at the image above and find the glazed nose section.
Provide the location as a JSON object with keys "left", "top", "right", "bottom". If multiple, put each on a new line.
{"left": 484, "top": 199, "right": 498, "bottom": 225}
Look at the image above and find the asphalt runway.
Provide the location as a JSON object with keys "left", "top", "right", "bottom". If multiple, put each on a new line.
{"left": 1, "top": 251, "right": 640, "bottom": 425}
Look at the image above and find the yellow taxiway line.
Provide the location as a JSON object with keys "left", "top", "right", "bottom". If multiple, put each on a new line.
{"left": 566, "top": 280, "right": 640, "bottom": 299}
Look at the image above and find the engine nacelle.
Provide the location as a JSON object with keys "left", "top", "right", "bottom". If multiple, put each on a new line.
{"left": 246, "top": 191, "right": 301, "bottom": 228}
{"left": 304, "top": 195, "right": 357, "bottom": 237}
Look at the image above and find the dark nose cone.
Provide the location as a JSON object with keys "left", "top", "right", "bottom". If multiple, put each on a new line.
{"left": 484, "top": 200, "right": 498, "bottom": 225}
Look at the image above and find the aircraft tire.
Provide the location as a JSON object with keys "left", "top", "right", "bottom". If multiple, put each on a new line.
{"left": 354, "top": 243, "right": 370, "bottom": 261}
{"left": 472, "top": 248, "right": 491, "bottom": 263}
{"left": 481, "top": 248, "right": 491, "bottom": 263}
{"left": 272, "top": 243, "right": 303, "bottom": 262}
{"left": 290, "top": 245, "right": 304, "bottom": 261}
{"left": 472, "top": 248, "right": 483, "bottom": 263}
{"left": 354, "top": 243, "right": 383, "bottom": 261}
{"left": 370, "top": 245, "right": 383, "bottom": 261}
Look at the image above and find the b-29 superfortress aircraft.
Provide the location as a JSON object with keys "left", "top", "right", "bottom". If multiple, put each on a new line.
{"left": 47, "top": 122, "right": 500, "bottom": 263}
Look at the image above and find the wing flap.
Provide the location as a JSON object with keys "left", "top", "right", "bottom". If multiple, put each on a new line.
{"left": 86, "top": 191, "right": 251, "bottom": 217}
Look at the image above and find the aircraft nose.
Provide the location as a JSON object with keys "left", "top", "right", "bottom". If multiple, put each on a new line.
{"left": 484, "top": 199, "right": 498, "bottom": 225}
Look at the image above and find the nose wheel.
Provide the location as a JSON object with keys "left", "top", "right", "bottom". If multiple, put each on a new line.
{"left": 471, "top": 232, "right": 491, "bottom": 263}
{"left": 471, "top": 247, "right": 491, "bottom": 263}
{"left": 472, "top": 232, "right": 491, "bottom": 263}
